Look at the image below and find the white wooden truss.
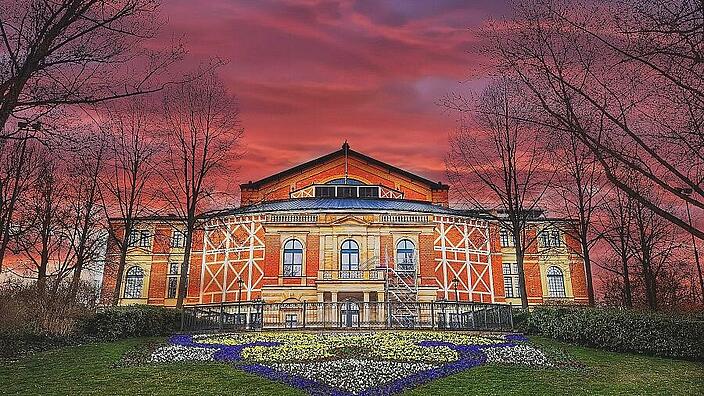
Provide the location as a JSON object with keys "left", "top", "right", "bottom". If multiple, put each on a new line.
{"left": 433, "top": 216, "right": 493, "bottom": 303}
{"left": 199, "top": 215, "right": 265, "bottom": 304}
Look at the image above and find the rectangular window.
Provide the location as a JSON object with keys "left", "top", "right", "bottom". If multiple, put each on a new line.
{"left": 128, "top": 230, "right": 139, "bottom": 247}
{"left": 315, "top": 186, "right": 335, "bottom": 198}
{"left": 499, "top": 229, "right": 514, "bottom": 247}
{"left": 167, "top": 277, "right": 178, "bottom": 299}
{"left": 139, "top": 230, "right": 151, "bottom": 248}
{"left": 285, "top": 314, "right": 298, "bottom": 328}
{"left": 337, "top": 186, "right": 357, "bottom": 198}
{"left": 539, "top": 229, "right": 562, "bottom": 248}
{"left": 358, "top": 187, "right": 379, "bottom": 198}
{"left": 167, "top": 262, "right": 180, "bottom": 299}
{"left": 171, "top": 230, "right": 184, "bottom": 248}
{"left": 502, "top": 263, "right": 521, "bottom": 297}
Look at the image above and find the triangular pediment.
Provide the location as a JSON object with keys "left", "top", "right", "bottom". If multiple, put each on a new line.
{"left": 328, "top": 215, "right": 370, "bottom": 225}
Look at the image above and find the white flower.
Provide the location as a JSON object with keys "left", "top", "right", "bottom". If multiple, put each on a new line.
{"left": 149, "top": 344, "right": 216, "bottom": 363}
{"left": 484, "top": 345, "right": 554, "bottom": 367}
{"left": 269, "top": 359, "right": 439, "bottom": 394}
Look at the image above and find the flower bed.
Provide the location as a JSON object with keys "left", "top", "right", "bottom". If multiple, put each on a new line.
{"left": 145, "top": 331, "right": 564, "bottom": 395}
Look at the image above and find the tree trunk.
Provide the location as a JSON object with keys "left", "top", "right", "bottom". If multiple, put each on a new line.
{"left": 176, "top": 226, "right": 194, "bottom": 309}
{"left": 112, "top": 239, "right": 130, "bottom": 306}
{"left": 581, "top": 235, "right": 595, "bottom": 306}
{"left": 621, "top": 251, "right": 632, "bottom": 308}
{"left": 514, "top": 235, "right": 529, "bottom": 309}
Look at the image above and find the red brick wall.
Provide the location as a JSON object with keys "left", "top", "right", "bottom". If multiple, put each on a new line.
{"left": 100, "top": 223, "right": 123, "bottom": 305}
{"left": 187, "top": 229, "right": 204, "bottom": 304}
{"left": 380, "top": 235, "right": 394, "bottom": 268}
{"left": 306, "top": 234, "right": 320, "bottom": 285}
{"left": 418, "top": 234, "right": 435, "bottom": 287}
{"left": 263, "top": 234, "right": 281, "bottom": 286}
{"left": 240, "top": 153, "right": 447, "bottom": 206}
{"left": 488, "top": 224, "right": 506, "bottom": 302}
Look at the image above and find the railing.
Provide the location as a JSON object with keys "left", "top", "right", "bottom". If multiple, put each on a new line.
{"left": 380, "top": 214, "right": 432, "bottom": 224}
{"left": 181, "top": 300, "right": 514, "bottom": 332}
{"left": 395, "top": 260, "right": 416, "bottom": 272}
{"left": 318, "top": 269, "right": 385, "bottom": 281}
{"left": 266, "top": 213, "right": 319, "bottom": 223}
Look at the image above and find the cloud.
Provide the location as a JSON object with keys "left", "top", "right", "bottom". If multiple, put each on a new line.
{"left": 160, "top": 0, "right": 508, "bottom": 188}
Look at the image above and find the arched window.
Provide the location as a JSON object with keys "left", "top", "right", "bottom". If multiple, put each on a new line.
{"left": 283, "top": 239, "right": 303, "bottom": 277}
{"left": 340, "top": 240, "right": 360, "bottom": 278}
{"left": 396, "top": 239, "right": 415, "bottom": 272}
{"left": 124, "top": 266, "right": 144, "bottom": 298}
{"left": 547, "top": 266, "right": 566, "bottom": 297}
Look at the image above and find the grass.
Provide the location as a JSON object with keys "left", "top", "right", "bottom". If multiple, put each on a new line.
{"left": 0, "top": 336, "right": 702, "bottom": 395}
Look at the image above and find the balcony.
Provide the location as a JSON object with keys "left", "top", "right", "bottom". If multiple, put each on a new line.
{"left": 318, "top": 269, "right": 385, "bottom": 281}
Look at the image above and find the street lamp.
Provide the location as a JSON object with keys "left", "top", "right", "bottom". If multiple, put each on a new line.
{"left": 679, "top": 188, "right": 704, "bottom": 304}
{"left": 237, "top": 277, "right": 245, "bottom": 328}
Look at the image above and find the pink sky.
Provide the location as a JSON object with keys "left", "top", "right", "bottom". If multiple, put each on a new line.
{"left": 160, "top": 0, "right": 508, "bottom": 185}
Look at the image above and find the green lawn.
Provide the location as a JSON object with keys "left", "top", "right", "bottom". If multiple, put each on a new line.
{"left": 1, "top": 337, "right": 702, "bottom": 396}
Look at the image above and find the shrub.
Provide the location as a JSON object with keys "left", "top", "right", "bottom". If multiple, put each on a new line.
{"left": 78, "top": 305, "right": 181, "bottom": 341}
{"left": 0, "top": 330, "right": 75, "bottom": 360}
{"left": 524, "top": 307, "right": 704, "bottom": 361}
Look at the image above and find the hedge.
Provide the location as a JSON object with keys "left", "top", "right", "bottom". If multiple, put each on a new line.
{"left": 78, "top": 305, "right": 181, "bottom": 341}
{"left": 518, "top": 306, "right": 704, "bottom": 361}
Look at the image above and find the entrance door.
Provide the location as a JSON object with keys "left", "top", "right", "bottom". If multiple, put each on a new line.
{"left": 340, "top": 300, "right": 360, "bottom": 327}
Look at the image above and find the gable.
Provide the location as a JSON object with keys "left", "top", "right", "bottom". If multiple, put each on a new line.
{"left": 240, "top": 143, "right": 448, "bottom": 206}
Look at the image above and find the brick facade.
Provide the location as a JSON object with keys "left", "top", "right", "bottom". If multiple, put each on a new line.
{"left": 102, "top": 145, "right": 586, "bottom": 307}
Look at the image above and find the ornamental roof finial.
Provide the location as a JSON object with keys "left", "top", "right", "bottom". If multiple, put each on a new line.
{"left": 342, "top": 140, "right": 349, "bottom": 150}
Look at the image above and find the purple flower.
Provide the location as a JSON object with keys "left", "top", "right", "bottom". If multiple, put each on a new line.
{"left": 164, "top": 334, "right": 544, "bottom": 395}
{"left": 505, "top": 333, "right": 529, "bottom": 342}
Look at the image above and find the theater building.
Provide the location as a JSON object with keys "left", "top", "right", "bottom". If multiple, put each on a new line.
{"left": 101, "top": 143, "right": 588, "bottom": 311}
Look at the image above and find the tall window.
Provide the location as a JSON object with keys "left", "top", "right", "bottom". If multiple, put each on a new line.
{"left": 124, "top": 266, "right": 144, "bottom": 298}
{"left": 340, "top": 239, "right": 360, "bottom": 277}
{"left": 396, "top": 239, "right": 415, "bottom": 272}
{"left": 167, "top": 262, "right": 179, "bottom": 298}
{"left": 139, "top": 230, "right": 151, "bottom": 248}
{"left": 547, "top": 266, "right": 566, "bottom": 297}
{"left": 128, "top": 230, "right": 139, "bottom": 247}
{"left": 502, "top": 263, "right": 521, "bottom": 298}
{"left": 171, "top": 230, "right": 184, "bottom": 248}
{"left": 539, "top": 229, "right": 562, "bottom": 248}
{"left": 283, "top": 239, "right": 303, "bottom": 277}
{"left": 499, "top": 229, "right": 514, "bottom": 247}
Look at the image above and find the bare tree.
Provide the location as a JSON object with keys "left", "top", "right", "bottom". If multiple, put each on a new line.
{"left": 0, "top": 0, "right": 184, "bottom": 140}
{"left": 0, "top": 131, "right": 38, "bottom": 271}
{"left": 599, "top": 187, "right": 636, "bottom": 307}
{"left": 631, "top": 194, "right": 682, "bottom": 310}
{"left": 99, "top": 101, "right": 157, "bottom": 305}
{"left": 160, "top": 72, "right": 243, "bottom": 309}
{"left": 15, "top": 152, "right": 66, "bottom": 297}
{"left": 548, "top": 131, "right": 606, "bottom": 305}
{"left": 446, "top": 78, "right": 554, "bottom": 308}
{"left": 64, "top": 136, "right": 106, "bottom": 302}
{"left": 488, "top": 0, "right": 704, "bottom": 241}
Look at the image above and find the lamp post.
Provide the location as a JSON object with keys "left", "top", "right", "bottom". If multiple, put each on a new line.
{"left": 237, "top": 277, "right": 245, "bottom": 328}
{"left": 679, "top": 188, "right": 704, "bottom": 304}
{"left": 452, "top": 276, "right": 459, "bottom": 328}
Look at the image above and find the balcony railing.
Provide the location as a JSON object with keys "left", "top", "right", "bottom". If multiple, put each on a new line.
{"left": 266, "top": 213, "right": 318, "bottom": 223}
{"left": 380, "top": 214, "right": 431, "bottom": 224}
{"left": 318, "top": 269, "right": 385, "bottom": 281}
{"left": 395, "top": 260, "right": 416, "bottom": 272}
